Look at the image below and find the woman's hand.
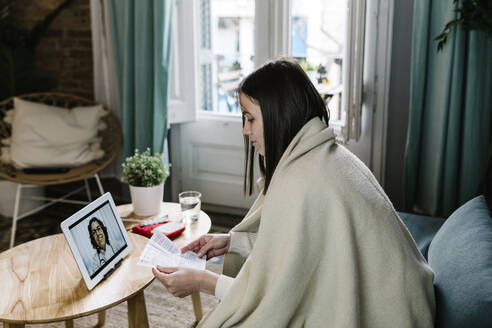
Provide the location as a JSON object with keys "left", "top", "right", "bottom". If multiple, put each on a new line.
{"left": 152, "top": 266, "right": 218, "bottom": 297}
{"left": 181, "top": 233, "right": 231, "bottom": 259}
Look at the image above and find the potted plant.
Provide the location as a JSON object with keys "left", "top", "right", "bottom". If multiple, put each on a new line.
{"left": 122, "top": 148, "right": 171, "bottom": 216}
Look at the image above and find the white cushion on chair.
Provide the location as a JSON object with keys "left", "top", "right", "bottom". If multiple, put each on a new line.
{"left": 1, "top": 97, "right": 106, "bottom": 168}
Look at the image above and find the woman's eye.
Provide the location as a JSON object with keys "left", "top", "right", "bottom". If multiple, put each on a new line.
{"left": 242, "top": 112, "right": 254, "bottom": 123}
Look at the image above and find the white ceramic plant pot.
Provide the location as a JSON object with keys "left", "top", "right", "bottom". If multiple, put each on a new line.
{"left": 129, "top": 183, "right": 164, "bottom": 216}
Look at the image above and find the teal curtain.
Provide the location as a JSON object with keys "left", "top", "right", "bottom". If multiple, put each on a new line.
{"left": 108, "top": 0, "right": 174, "bottom": 159}
{"left": 405, "top": 0, "right": 492, "bottom": 217}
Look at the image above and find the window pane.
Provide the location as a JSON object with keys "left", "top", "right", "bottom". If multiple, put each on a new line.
{"left": 291, "top": 0, "right": 346, "bottom": 123}
{"left": 199, "top": 0, "right": 255, "bottom": 113}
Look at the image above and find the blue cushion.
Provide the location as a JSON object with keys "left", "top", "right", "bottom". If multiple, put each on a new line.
{"left": 398, "top": 212, "right": 445, "bottom": 259}
{"left": 428, "top": 195, "right": 492, "bottom": 328}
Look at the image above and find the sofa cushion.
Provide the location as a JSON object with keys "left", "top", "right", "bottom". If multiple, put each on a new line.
{"left": 398, "top": 212, "right": 445, "bottom": 259}
{"left": 428, "top": 195, "right": 492, "bottom": 328}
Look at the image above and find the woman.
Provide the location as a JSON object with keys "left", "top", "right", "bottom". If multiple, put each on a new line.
{"left": 153, "top": 58, "right": 435, "bottom": 327}
{"left": 87, "top": 217, "right": 115, "bottom": 275}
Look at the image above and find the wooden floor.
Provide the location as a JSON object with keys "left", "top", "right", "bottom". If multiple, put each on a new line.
{"left": 0, "top": 178, "right": 241, "bottom": 252}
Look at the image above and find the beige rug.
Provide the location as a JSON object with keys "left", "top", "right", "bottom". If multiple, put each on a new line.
{"left": 26, "top": 263, "right": 222, "bottom": 328}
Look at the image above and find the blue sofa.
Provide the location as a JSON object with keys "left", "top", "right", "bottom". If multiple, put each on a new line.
{"left": 399, "top": 195, "right": 492, "bottom": 328}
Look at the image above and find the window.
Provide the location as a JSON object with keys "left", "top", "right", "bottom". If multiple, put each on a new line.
{"left": 290, "top": 0, "right": 346, "bottom": 124}
{"left": 169, "top": 0, "right": 393, "bottom": 194}
{"left": 197, "top": 0, "right": 361, "bottom": 132}
{"left": 170, "top": 0, "right": 385, "bottom": 144}
{"left": 199, "top": 0, "right": 255, "bottom": 113}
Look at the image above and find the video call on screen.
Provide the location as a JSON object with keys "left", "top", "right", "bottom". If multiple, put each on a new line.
{"left": 69, "top": 201, "right": 127, "bottom": 278}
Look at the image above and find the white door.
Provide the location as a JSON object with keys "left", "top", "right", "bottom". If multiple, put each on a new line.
{"left": 176, "top": 118, "right": 256, "bottom": 209}
{"left": 169, "top": 0, "right": 393, "bottom": 213}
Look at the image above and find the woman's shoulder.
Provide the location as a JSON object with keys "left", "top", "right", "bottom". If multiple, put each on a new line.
{"left": 281, "top": 140, "right": 391, "bottom": 206}
{"left": 282, "top": 139, "right": 357, "bottom": 178}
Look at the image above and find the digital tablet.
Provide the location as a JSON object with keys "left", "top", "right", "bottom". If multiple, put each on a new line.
{"left": 60, "top": 192, "right": 132, "bottom": 290}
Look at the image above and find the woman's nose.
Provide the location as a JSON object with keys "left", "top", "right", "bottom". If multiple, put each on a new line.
{"left": 242, "top": 123, "right": 250, "bottom": 136}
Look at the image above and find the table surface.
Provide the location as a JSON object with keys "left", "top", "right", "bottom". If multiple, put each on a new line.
{"left": 117, "top": 202, "right": 212, "bottom": 249}
{"left": 0, "top": 202, "right": 211, "bottom": 324}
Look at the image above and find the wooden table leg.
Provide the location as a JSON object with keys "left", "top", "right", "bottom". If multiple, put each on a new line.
{"left": 65, "top": 319, "right": 74, "bottom": 328}
{"left": 127, "top": 290, "right": 149, "bottom": 328}
{"left": 97, "top": 310, "right": 106, "bottom": 326}
{"left": 3, "top": 323, "right": 25, "bottom": 328}
{"left": 191, "top": 292, "right": 203, "bottom": 323}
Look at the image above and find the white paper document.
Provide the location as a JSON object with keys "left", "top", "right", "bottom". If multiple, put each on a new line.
{"left": 137, "top": 231, "right": 205, "bottom": 270}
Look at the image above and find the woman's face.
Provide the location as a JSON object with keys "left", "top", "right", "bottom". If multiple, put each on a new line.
{"left": 240, "top": 92, "right": 265, "bottom": 156}
{"left": 90, "top": 221, "right": 106, "bottom": 250}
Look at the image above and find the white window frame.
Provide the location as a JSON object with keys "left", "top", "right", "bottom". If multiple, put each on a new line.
{"left": 342, "top": 0, "right": 366, "bottom": 142}
{"left": 168, "top": 0, "right": 199, "bottom": 124}
{"left": 254, "top": 0, "right": 291, "bottom": 67}
{"left": 364, "top": 0, "right": 394, "bottom": 183}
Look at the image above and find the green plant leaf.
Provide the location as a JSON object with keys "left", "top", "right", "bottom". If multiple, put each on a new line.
{"left": 436, "top": 0, "right": 492, "bottom": 52}
{"left": 122, "top": 148, "right": 171, "bottom": 187}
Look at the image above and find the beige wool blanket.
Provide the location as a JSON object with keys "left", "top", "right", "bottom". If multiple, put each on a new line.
{"left": 199, "top": 118, "right": 435, "bottom": 327}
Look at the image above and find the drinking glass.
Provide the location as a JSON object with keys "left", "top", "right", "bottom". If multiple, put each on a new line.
{"left": 179, "top": 191, "right": 202, "bottom": 224}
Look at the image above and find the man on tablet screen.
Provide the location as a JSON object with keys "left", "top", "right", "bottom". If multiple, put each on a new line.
{"left": 88, "top": 217, "right": 116, "bottom": 273}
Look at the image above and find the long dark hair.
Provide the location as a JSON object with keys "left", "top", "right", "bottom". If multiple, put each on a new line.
{"left": 88, "top": 217, "right": 111, "bottom": 251}
{"left": 238, "top": 57, "right": 329, "bottom": 195}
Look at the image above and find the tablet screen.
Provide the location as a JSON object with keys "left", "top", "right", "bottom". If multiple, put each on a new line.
{"left": 61, "top": 192, "right": 132, "bottom": 290}
{"left": 68, "top": 200, "right": 127, "bottom": 278}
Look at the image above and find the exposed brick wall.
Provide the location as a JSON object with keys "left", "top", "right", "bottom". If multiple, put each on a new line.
{"left": 14, "top": 0, "right": 94, "bottom": 100}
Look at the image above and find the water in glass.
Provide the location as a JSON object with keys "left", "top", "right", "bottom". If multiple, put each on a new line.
{"left": 179, "top": 191, "right": 201, "bottom": 224}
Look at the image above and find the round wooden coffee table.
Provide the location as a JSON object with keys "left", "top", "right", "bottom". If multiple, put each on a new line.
{"left": 0, "top": 202, "right": 211, "bottom": 328}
